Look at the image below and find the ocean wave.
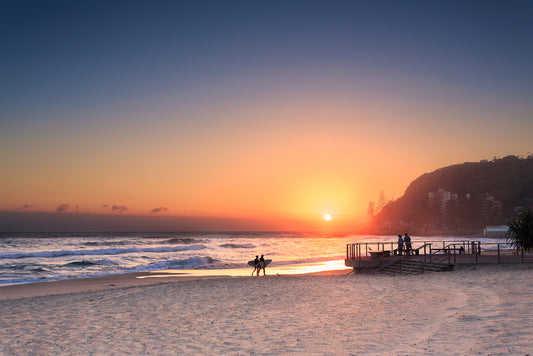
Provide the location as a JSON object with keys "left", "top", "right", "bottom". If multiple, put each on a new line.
{"left": 143, "top": 256, "right": 220, "bottom": 270}
{"left": 166, "top": 238, "right": 202, "bottom": 244}
{"left": 83, "top": 241, "right": 129, "bottom": 247}
{"left": 219, "top": 243, "right": 255, "bottom": 249}
{"left": 63, "top": 260, "right": 99, "bottom": 267}
{"left": 0, "top": 264, "right": 27, "bottom": 270}
{"left": 0, "top": 244, "right": 206, "bottom": 260}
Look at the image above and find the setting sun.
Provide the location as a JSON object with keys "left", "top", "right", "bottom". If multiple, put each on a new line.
{"left": 324, "top": 214, "right": 332, "bottom": 221}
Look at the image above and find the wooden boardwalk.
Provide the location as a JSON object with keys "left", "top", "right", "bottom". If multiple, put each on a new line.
{"left": 345, "top": 240, "right": 533, "bottom": 275}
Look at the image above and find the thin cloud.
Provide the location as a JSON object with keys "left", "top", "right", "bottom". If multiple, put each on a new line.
{"left": 112, "top": 205, "right": 129, "bottom": 214}
{"left": 150, "top": 207, "right": 168, "bottom": 214}
{"left": 17, "top": 204, "right": 33, "bottom": 210}
{"left": 57, "top": 204, "right": 70, "bottom": 213}
{"left": 57, "top": 204, "right": 80, "bottom": 213}
{"left": 101, "top": 204, "right": 109, "bottom": 208}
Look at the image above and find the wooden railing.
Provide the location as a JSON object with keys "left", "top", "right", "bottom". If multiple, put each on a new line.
{"left": 346, "top": 240, "right": 532, "bottom": 266}
{"left": 346, "top": 240, "right": 478, "bottom": 259}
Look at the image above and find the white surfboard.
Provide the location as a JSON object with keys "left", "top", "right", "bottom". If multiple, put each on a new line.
{"left": 247, "top": 259, "right": 272, "bottom": 267}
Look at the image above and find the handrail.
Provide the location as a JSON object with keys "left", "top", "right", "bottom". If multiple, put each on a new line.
{"left": 429, "top": 241, "right": 481, "bottom": 264}
{"left": 346, "top": 240, "right": 533, "bottom": 274}
{"left": 346, "top": 240, "right": 523, "bottom": 263}
{"left": 346, "top": 240, "right": 477, "bottom": 260}
{"left": 414, "top": 243, "right": 431, "bottom": 252}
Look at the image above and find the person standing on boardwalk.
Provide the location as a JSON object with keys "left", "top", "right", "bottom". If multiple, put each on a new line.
{"left": 397, "top": 234, "right": 404, "bottom": 255}
{"left": 404, "top": 233, "right": 412, "bottom": 255}
{"left": 258, "top": 255, "right": 266, "bottom": 276}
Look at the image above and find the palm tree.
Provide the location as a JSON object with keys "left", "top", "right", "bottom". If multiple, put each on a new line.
{"left": 506, "top": 208, "right": 533, "bottom": 253}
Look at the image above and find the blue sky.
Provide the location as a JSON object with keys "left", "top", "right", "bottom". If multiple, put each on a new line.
{"left": 3, "top": 0, "right": 532, "bottom": 120}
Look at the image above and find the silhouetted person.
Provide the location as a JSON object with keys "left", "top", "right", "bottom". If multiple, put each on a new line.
{"left": 252, "top": 255, "right": 259, "bottom": 276}
{"left": 404, "top": 233, "right": 412, "bottom": 255}
{"left": 397, "top": 234, "right": 404, "bottom": 255}
{"left": 258, "top": 255, "right": 266, "bottom": 276}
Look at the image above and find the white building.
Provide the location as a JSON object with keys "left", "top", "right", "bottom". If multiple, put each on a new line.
{"left": 483, "top": 225, "right": 508, "bottom": 238}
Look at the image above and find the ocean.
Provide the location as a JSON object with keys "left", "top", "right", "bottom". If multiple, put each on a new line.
{"left": 0, "top": 232, "right": 498, "bottom": 286}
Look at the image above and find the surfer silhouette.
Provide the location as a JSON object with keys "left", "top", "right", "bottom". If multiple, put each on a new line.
{"left": 258, "top": 255, "right": 266, "bottom": 276}
{"left": 252, "top": 255, "right": 259, "bottom": 276}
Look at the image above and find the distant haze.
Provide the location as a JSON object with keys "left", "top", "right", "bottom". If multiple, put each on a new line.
{"left": 0, "top": 211, "right": 350, "bottom": 233}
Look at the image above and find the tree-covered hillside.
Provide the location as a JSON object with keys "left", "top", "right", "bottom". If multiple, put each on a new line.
{"left": 367, "top": 156, "right": 533, "bottom": 236}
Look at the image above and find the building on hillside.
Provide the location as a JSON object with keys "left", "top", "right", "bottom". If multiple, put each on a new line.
{"left": 483, "top": 225, "right": 508, "bottom": 238}
{"left": 482, "top": 193, "right": 503, "bottom": 224}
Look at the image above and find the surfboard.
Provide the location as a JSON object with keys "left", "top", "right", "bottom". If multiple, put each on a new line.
{"left": 247, "top": 259, "right": 272, "bottom": 267}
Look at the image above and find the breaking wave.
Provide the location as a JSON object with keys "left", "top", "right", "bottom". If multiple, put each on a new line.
{"left": 142, "top": 256, "right": 220, "bottom": 270}
{"left": 0, "top": 244, "right": 206, "bottom": 260}
{"left": 166, "top": 238, "right": 202, "bottom": 244}
{"left": 219, "top": 243, "right": 255, "bottom": 249}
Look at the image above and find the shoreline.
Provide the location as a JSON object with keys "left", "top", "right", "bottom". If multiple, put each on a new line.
{"left": 0, "top": 260, "right": 351, "bottom": 300}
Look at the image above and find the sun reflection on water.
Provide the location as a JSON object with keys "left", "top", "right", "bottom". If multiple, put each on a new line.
{"left": 137, "top": 260, "right": 350, "bottom": 279}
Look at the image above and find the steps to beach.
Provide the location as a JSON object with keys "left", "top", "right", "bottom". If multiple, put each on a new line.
{"left": 376, "top": 259, "right": 453, "bottom": 276}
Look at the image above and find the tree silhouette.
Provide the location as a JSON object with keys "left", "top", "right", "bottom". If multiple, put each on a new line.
{"left": 376, "top": 190, "right": 387, "bottom": 213}
{"left": 506, "top": 208, "right": 533, "bottom": 252}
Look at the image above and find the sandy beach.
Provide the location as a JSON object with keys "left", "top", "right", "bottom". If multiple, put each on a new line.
{"left": 2, "top": 264, "right": 533, "bottom": 355}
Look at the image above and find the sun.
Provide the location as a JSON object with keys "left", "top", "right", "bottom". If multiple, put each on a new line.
{"left": 324, "top": 214, "right": 332, "bottom": 221}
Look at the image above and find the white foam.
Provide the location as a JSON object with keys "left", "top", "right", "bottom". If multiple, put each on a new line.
{"left": 0, "top": 244, "right": 206, "bottom": 259}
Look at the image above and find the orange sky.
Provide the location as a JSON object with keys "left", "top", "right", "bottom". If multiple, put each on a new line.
{"left": 2, "top": 89, "right": 530, "bottom": 231}
{"left": 2, "top": 1, "right": 532, "bottom": 231}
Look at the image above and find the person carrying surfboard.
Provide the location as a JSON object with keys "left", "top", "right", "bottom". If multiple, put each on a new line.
{"left": 258, "top": 255, "right": 266, "bottom": 276}
{"left": 252, "top": 255, "right": 259, "bottom": 276}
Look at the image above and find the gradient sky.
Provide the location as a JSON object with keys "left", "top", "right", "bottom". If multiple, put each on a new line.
{"left": 1, "top": 0, "right": 532, "bottom": 230}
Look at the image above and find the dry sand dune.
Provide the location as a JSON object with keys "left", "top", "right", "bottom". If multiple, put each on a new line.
{"left": 2, "top": 264, "right": 533, "bottom": 355}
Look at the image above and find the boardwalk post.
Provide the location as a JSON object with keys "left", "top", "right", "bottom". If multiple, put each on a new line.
{"left": 497, "top": 244, "right": 500, "bottom": 264}
{"left": 453, "top": 244, "right": 457, "bottom": 264}
{"left": 358, "top": 244, "right": 361, "bottom": 268}
{"left": 522, "top": 246, "right": 524, "bottom": 264}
